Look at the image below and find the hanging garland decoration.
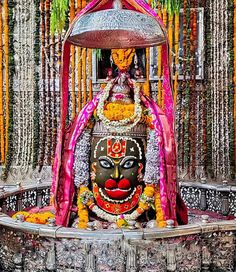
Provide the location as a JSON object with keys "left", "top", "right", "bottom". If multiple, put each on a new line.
{"left": 212, "top": 0, "right": 218, "bottom": 176}
{"left": 146, "top": 0, "right": 151, "bottom": 96}
{"left": 188, "top": 0, "right": 198, "bottom": 178}
{"left": 179, "top": 0, "right": 187, "bottom": 171}
{"left": 33, "top": 0, "right": 40, "bottom": 169}
{"left": 88, "top": 48, "right": 93, "bottom": 101}
{"left": 82, "top": 48, "right": 87, "bottom": 106}
{"left": 52, "top": 35, "right": 57, "bottom": 163}
{"left": 173, "top": 1, "right": 180, "bottom": 106}
{"left": 145, "top": 47, "right": 150, "bottom": 96}
{"left": 70, "top": 0, "right": 76, "bottom": 118}
{"left": 183, "top": 2, "right": 191, "bottom": 170}
{"left": 46, "top": 0, "right": 52, "bottom": 165}
{"left": 208, "top": 0, "right": 231, "bottom": 179}
{"left": 161, "top": 3, "right": 167, "bottom": 109}
{"left": 28, "top": 0, "right": 36, "bottom": 168}
{"left": 224, "top": 0, "right": 231, "bottom": 177}
{"left": 82, "top": 0, "right": 87, "bottom": 107}
{"left": 39, "top": 0, "right": 46, "bottom": 170}
{"left": 4, "top": 0, "right": 9, "bottom": 160}
{"left": 168, "top": 10, "right": 173, "bottom": 65}
{"left": 157, "top": 3, "right": 162, "bottom": 106}
{"left": 205, "top": 0, "right": 212, "bottom": 176}
{"left": 199, "top": 0, "right": 207, "bottom": 178}
{"left": 0, "top": 1, "right": 4, "bottom": 164}
{"left": 77, "top": 46, "right": 82, "bottom": 111}
{"left": 77, "top": 0, "right": 82, "bottom": 112}
{"left": 227, "top": 0, "right": 234, "bottom": 176}
{"left": 2, "top": 0, "right": 15, "bottom": 178}
{"left": 222, "top": 0, "right": 230, "bottom": 178}
{"left": 233, "top": 0, "right": 236, "bottom": 171}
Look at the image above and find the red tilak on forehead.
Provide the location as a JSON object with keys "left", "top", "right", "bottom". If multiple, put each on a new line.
{"left": 107, "top": 139, "right": 127, "bottom": 158}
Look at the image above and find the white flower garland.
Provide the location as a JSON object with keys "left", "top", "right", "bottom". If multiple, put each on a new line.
{"left": 91, "top": 204, "right": 140, "bottom": 223}
{"left": 97, "top": 81, "right": 142, "bottom": 133}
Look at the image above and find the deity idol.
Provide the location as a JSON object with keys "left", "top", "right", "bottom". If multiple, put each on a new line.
{"left": 51, "top": 47, "right": 188, "bottom": 229}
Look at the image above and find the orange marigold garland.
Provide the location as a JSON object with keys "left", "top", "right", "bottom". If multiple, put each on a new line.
{"left": 154, "top": 185, "right": 166, "bottom": 227}
{"left": 144, "top": 48, "right": 150, "bottom": 96}
{"left": 4, "top": 0, "right": 9, "bottom": 158}
{"left": 88, "top": 49, "right": 93, "bottom": 101}
{"left": 77, "top": 47, "right": 82, "bottom": 112}
{"left": 173, "top": 11, "right": 179, "bottom": 106}
{"left": 82, "top": 49, "right": 87, "bottom": 106}
{"left": 70, "top": 0, "right": 76, "bottom": 118}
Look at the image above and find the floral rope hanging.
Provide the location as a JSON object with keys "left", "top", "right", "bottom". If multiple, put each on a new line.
{"left": 0, "top": 1, "right": 4, "bottom": 164}
{"left": 4, "top": 0, "right": 9, "bottom": 159}
{"left": 39, "top": 0, "right": 46, "bottom": 170}
{"left": 46, "top": 0, "right": 52, "bottom": 164}
{"left": 70, "top": 0, "right": 76, "bottom": 118}
{"left": 33, "top": 0, "right": 40, "bottom": 169}
{"left": 234, "top": 0, "right": 236, "bottom": 170}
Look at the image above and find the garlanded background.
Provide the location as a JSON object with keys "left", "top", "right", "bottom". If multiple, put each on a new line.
{"left": 0, "top": 0, "right": 235, "bottom": 183}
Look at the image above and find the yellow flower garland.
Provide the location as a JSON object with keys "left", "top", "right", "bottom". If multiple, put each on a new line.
{"left": 154, "top": 185, "right": 166, "bottom": 228}
{"left": 94, "top": 102, "right": 153, "bottom": 127}
{"left": 12, "top": 211, "right": 55, "bottom": 225}
{"left": 77, "top": 186, "right": 90, "bottom": 229}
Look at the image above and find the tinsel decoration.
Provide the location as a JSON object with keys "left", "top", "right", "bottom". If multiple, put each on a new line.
{"left": 144, "top": 130, "right": 160, "bottom": 185}
{"left": 74, "top": 131, "right": 91, "bottom": 187}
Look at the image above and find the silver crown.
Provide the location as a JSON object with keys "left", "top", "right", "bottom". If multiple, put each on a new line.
{"left": 92, "top": 121, "right": 147, "bottom": 138}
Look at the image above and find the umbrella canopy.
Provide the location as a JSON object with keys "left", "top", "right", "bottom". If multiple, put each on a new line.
{"left": 67, "top": 8, "right": 166, "bottom": 48}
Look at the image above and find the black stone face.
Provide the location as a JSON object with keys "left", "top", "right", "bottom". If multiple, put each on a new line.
{"left": 90, "top": 136, "right": 146, "bottom": 200}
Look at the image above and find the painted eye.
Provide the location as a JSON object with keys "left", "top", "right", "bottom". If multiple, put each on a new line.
{"left": 99, "top": 159, "right": 112, "bottom": 169}
{"left": 122, "top": 160, "right": 135, "bottom": 169}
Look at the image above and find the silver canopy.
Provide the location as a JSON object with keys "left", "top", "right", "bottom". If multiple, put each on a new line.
{"left": 68, "top": 9, "right": 166, "bottom": 48}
